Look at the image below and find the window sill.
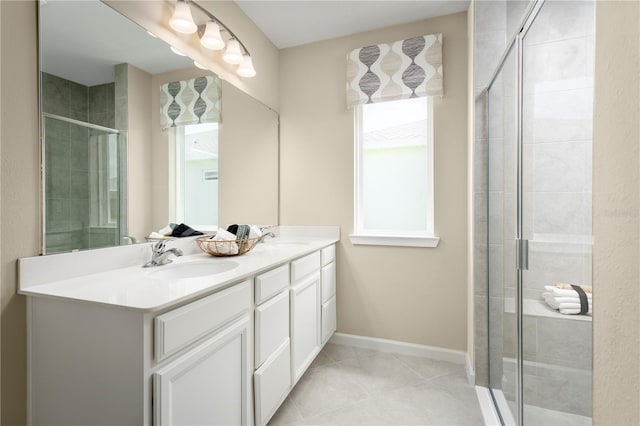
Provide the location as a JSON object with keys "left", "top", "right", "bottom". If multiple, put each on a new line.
{"left": 348, "top": 234, "right": 440, "bottom": 248}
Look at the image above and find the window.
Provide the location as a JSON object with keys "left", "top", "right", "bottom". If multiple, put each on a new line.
{"left": 171, "top": 122, "right": 219, "bottom": 231}
{"left": 350, "top": 97, "right": 439, "bottom": 247}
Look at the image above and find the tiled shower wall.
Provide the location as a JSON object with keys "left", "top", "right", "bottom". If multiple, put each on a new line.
{"left": 42, "top": 72, "right": 116, "bottom": 252}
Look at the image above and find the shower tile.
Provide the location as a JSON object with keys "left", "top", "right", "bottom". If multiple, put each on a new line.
{"left": 46, "top": 198, "right": 71, "bottom": 233}
{"left": 526, "top": 364, "right": 592, "bottom": 417}
{"left": 46, "top": 231, "right": 72, "bottom": 253}
{"left": 488, "top": 191, "right": 503, "bottom": 244}
{"left": 522, "top": 88, "right": 593, "bottom": 144}
{"left": 474, "top": 243, "right": 488, "bottom": 297}
{"left": 475, "top": 30, "right": 507, "bottom": 88}
{"left": 506, "top": 0, "right": 530, "bottom": 40}
{"left": 475, "top": 0, "right": 506, "bottom": 33}
{"left": 532, "top": 192, "right": 591, "bottom": 238}
{"left": 473, "top": 139, "right": 488, "bottom": 193}
{"left": 70, "top": 139, "right": 89, "bottom": 172}
{"left": 69, "top": 81, "right": 88, "bottom": 121}
{"left": 524, "top": 242, "right": 592, "bottom": 296}
{"left": 475, "top": 92, "right": 488, "bottom": 141}
{"left": 69, "top": 199, "right": 89, "bottom": 229}
{"left": 537, "top": 317, "right": 592, "bottom": 371}
{"left": 523, "top": 37, "right": 591, "bottom": 95}
{"left": 502, "top": 313, "right": 538, "bottom": 359}
{"left": 524, "top": 0, "right": 595, "bottom": 46}
{"left": 532, "top": 140, "right": 591, "bottom": 193}
{"left": 42, "top": 73, "right": 70, "bottom": 116}
{"left": 488, "top": 139, "right": 503, "bottom": 191}
{"left": 45, "top": 118, "right": 70, "bottom": 140}
{"left": 70, "top": 171, "right": 89, "bottom": 199}
{"left": 473, "top": 294, "right": 489, "bottom": 386}
{"left": 488, "top": 244, "right": 504, "bottom": 297}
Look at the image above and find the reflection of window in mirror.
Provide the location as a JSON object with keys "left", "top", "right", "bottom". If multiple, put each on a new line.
{"left": 170, "top": 123, "right": 219, "bottom": 231}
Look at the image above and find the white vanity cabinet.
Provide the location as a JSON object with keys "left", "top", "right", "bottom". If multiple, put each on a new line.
{"left": 23, "top": 240, "right": 338, "bottom": 426}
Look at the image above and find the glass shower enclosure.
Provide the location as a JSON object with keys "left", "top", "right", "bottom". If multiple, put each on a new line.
{"left": 486, "top": 1, "right": 594, "bottom": 424}
{"left": 43, "top": 113, "right": 127, "bottom": 253}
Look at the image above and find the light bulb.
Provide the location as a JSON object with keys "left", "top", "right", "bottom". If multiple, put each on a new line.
{"left": 200, "top": 21, "right": 225, "bottom": 50}
{"left": 237, "top": 55, "right": 256, "bottom": 78}
{"left": 194, "top": 60, "right": 208, "bottom": 70}
{"left": 169, "top": 1, "right": 197, "bottom": 34}
{"left": 222, "top": 39, "right": 243, "bottom": 65}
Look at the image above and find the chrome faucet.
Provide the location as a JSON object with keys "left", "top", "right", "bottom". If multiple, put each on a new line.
{"left": 143, "top": 239, "right": 184, "bottom": 267}
{"left": 258, "top": 232, "right": 276, "bottom": 243}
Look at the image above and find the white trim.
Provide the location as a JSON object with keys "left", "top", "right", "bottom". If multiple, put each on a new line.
{"left": 475, "top": 386, "right": 502, "bottom": 426}
{"left": 329, "top": 332, "right": 465, "bottom": 364}
{"left": 349, "top": 234, "right": 440, "bottom": 248}
{"left": 465, "top": 353, "right": 476, "bottom": 385}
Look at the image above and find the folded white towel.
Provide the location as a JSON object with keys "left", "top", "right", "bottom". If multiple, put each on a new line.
{"left": 158, "top": 225, "right": 173, "bottom": 236}
{"left": 249, "top": 225, "right": 262, "bottom": 239}
{"left": 544, "top": 285, "right": 592, "bottom": 299}
{"left": 147, "top": 231, "right": 162, "bottom": 238}
{"left": 211, "top": 228, "right": 239, "bottom": 255}
{"left": 543, "top": 293, "right": 592, "bottom": 314}
{"left": 558, "top": 302, "right": 592, "bottom": 311}
{"left": 559, "top": 308, "right": 593, "bottom": 316}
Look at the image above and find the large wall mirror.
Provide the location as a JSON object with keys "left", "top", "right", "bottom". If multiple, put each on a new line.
{"left": 39, "top": 0, "right": 279, "bottom": 254}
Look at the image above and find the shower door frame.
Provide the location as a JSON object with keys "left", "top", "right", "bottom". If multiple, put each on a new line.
{"left": 484, "top": 1, "right": 547, "bottom": 424}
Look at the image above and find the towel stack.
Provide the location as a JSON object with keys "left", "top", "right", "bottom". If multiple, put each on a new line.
{"left": 543, "top": 284, "right": 592, "bottom": 315}
{"left": 208, "top": 224, "right": 263, "bottom": 255}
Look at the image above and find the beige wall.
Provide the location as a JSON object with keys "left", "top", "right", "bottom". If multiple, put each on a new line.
{"left": 1, "top": 2, "right": 39, "bottom": 424}
{"left": 279, "top": 12, "right": 469, "bottom": 350}
{"left": 127, "top": 65, "right": 154, "bottom": 241}
{"left": 592, "top": 1, "right": 640, "bottom": 424}
{"left": 104, "top": 0, "right": 279, "bottom": 110}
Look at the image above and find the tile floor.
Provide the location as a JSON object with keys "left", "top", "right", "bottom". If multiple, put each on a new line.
{"left": 268, "top": 343, "right": 484, "bottom": 425}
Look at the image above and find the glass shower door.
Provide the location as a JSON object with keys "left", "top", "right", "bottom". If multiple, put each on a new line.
{"left": 520, "top": 1, "right": 594, "bottom": 424}
{"left": 487, "top": 45, "right": 518, "bottom": 426}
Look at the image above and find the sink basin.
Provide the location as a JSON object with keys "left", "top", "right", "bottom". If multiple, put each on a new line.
{"left": 146, "top": 260, "right": 238, "bottom": 280}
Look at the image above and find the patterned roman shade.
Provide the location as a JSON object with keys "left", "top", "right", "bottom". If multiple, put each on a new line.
{"left": 346, "top": 34, "right": 443, "bottom": 107}
{"left": 160, "top": 75, "right": 221, "bottom": 129}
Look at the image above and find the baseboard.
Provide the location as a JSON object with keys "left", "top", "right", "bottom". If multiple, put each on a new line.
{"left": 329, "top": 332, "right": 466, "bottom": 364}
{"left": 475, "top": 386, "right": 502, "bottom": 426}
{"left": 465, "top": 353, "right": 476, "bottom": 385}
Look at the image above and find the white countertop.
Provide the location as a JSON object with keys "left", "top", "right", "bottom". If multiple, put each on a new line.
{"left": 19, "top": 226, "right": 339, "bottom": 312}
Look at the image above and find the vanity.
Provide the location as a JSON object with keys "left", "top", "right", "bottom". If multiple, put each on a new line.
{"left": 19, "top": 226, "right": 339, "bottom": 426}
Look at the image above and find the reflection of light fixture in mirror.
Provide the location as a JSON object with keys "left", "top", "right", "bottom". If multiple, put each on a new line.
{"left": 170, "top": 46, "right": 187, "bottom": 56}
{"left": 170, "top": 0, "right": 197, "bottom": 34}
{"left": 237, "top": 55, "right": 256, "bottom": 78}
{"left": 194, "top": 61, "right": 208, "bottom": 70}
{"left": 200, "top": 21, "right": 225, "bottom": 50}
{"left": 223, "top": 39, "right": 243, "bottom": 65}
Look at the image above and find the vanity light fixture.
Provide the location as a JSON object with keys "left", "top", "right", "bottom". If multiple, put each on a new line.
{"left": 222, "top": 38, "right": 243, "bottom": 65}
{"left": 168, "top": 0, "right": 256, "bottom": 78}
{"left": 237, "top": 55, "right": 257, "bottom": 78}
{"left": 169, "top": 0, "right": 198, "bottom": 34}
{"left": 200, "top": 20, "right": 225, "bottom": 50}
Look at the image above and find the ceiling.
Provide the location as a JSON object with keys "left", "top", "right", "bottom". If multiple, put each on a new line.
{"left": 235, "top": 0, "right": 470, "bottom": 49}
{"left": 41, "top": 0, "right": 193, "bottom": 87}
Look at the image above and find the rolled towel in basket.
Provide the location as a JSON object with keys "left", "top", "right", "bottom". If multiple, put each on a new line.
{"left": 210, "top": 228, "right": 239, "bottom": 255}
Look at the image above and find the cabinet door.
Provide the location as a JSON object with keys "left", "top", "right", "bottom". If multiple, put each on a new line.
{"left": 254, "top": 339, "right": 291, "bottom": 426}
{"left": 291, "top": 271, "right": 321, "bottom": 383}
{"left": 322, "top": 295, "right": 337, "bottom": 344}
{"left": 154, "top": 315, "right": 251, "bottom": 426}
{"left": 255, "top": 290, "right": 289, "bottom": 368}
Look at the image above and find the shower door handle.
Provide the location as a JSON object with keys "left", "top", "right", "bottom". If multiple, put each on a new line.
{"left": 516, "top": 239, "right": 529, "bottom": 270}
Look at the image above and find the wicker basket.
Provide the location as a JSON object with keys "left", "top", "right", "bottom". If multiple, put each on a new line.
{"left": 196, "top": 236, "right": 260, "bottom": 257}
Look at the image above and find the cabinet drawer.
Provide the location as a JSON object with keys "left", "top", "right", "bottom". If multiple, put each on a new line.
{"left": 321, "top": 262, "right": 336, "bottom": 303}
{"left": 255, "top": 264, "right": 289, "bottom": 305}
{"left": 291, "top": 251, "right": 320, "bottom": 282}
{"left": 255, "top": 290, "right": 289, "bottom": 368}
{"left": 321, "top": 245, "right": 335, "bottom": 266}
{"left": 321, "top": 295, "right": 337, "bottom": 344}
{"left": 155, "top": 280, "right": 251, "bottom": 361}
{"left": 254, "top": 339, "right": 291, "bottom": 426}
